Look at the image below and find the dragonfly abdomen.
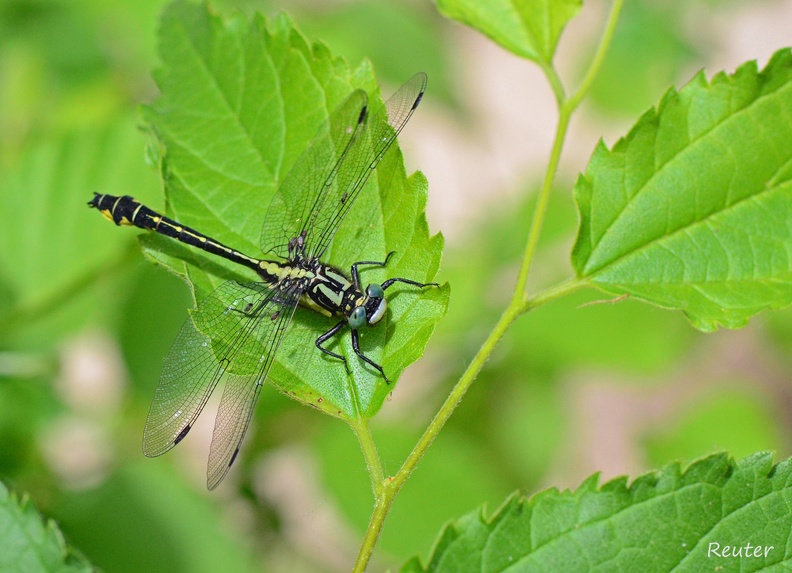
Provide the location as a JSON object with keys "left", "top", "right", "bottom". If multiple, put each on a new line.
{"left": 88, "top": 193, "right": 263, "bottom": 273}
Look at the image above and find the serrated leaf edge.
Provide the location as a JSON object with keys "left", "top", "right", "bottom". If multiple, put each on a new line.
{"left": 399, "top": 451, "right": 786, "bottom": 572}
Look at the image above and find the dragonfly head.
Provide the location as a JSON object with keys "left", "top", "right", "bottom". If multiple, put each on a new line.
{"left": 348, "top": 284, "right": 387, "bottom": 329}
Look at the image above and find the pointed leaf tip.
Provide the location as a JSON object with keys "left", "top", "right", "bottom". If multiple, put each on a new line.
{"left": 573, "top": 49, "right": 792, "bottom": 331}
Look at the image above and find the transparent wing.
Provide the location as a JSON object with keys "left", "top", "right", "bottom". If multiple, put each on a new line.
{"left": 259, "top": 73, "right": 427, "bottom": 260}
{"left": 259, "top": 90, "right": 368, "bottom": 259}
{"left": 142, "top": 280, "right": 300, "bottom": 468}
{"left": 305, "top": 72, "right": 427, "bottom": 259}
{"left": 206, "top": 284, "right": 299, "bottom": 489}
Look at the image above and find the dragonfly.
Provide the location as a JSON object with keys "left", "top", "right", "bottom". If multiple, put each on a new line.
{"left": 88, "top": 73, "right": 434, "bottom": 489}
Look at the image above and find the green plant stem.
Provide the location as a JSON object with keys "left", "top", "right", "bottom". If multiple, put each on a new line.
{"left": 352, "top": 2, "right": 624, "bottom": 569}
{"left": 352, "top": 278, "right": 584, "bottom": 573}
{"left": 566, "top": 0, "right": 624, "bottom": 114}
{"left": 539, "top": 61, "right": 566, "bottom": 105}
{"left": 350, "top": 417, "right": 384, "bottom": 498}
{"left": 514, "top": 108, "right": 570, "bottom": 305}
{"left": 523, "top": 277, "right": 588, "bottom": 312}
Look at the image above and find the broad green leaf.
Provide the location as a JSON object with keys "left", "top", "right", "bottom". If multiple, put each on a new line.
{"left": 400, "top": 452, "right": 792, "bottom": 572}
{"left": 436, "top": 0, "right": 581, "bottom": 63}
{"left": 573, "top": 49, "right": 792, "bottom": 331}
{"left": 0, "top": 116, "right": 158, "bottom": 310}
{"left": 0, "top": 482, "right": 93, "bottom": 573}
{"left": 138, "top": 0, "right": 447, "bottom": 420}
{"left": 0, "top": 115, "right": 159, "bottom": 341}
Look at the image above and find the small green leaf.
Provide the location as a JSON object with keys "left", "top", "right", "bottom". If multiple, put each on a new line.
{"left": 138, "top": 1, "right": 447, "bottom": 420}
{"left": 0, "top": 482, "right": 93, "bottom": 573}
{"left": 436, "top": 0, "right": 581, "bottom": 63}
{"left": 573, "top": 49, "right": 792, "bottom": 331}
{"left": 401, "top": 453, "right": 792, "bottom": 572}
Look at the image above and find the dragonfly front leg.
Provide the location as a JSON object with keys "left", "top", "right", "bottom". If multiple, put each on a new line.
{"left": 350, "top": 251, "right": 396, "bottom": 289}
{"left": 316, "top": 319, "right": 350, "bottom": 373}
{"left": 351, "top": 329, "right": 390, "bottom": 384}
{"left": 382, "top": 277, "right": 439, "bottom": 290}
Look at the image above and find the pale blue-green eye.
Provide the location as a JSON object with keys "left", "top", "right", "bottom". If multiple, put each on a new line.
{"left": 366, "top": 284, "right": 384, "bottom": 298}
{"left": 348, "top": 306, "right": 366, "bottom": 329}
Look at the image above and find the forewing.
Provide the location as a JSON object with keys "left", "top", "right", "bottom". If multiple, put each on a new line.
{"left": 305, "top": 72, "right": 427, "bottom": 259}
{"left": 206, "top": 283, "right": 300, "bottom": 489}
{"left": 259, "top": 90, "right": 368, "bottom": 258}
{"left": 142, "top": 280, "right": 295, "bottom": 459}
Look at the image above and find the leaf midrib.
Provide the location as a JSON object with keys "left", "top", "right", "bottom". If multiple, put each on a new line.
{"left": 586, "top": 177, "right": 792, "bottom": 284}
{"left": 585, "top": 78, "right": 792, "bottom": 277}
{"left": 501, "top": 469, "right": 784, "bottom": 572}
{"left": 171, "top": 18, "right": 281, "bottom": 251}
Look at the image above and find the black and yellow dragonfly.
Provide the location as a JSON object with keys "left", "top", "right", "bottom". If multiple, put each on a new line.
{"left": 89, "top": 73, "right": 433, "bottom": 489}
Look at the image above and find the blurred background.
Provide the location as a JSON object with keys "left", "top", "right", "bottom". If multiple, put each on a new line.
{"left": 1, "top": 0, "right": 792, "bottom": 571}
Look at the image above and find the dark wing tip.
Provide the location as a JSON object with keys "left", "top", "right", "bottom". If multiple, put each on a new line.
{"left": 412, "top": 91, "right": 424, "bottom": 111}
{"left": 228, "top": 447, "right": 240, "bottom": 468}
{"left": 409, "top": 72, "right": 428, "bottom": 108}
{"left": 174, "top": 424, "right": 192, "bottom": 446}
{"left": 206, "top": 447, "right": 240, "bottom": 491}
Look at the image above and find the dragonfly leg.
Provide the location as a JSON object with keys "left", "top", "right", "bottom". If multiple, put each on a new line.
{"left": 351, "top": 329, "right": 390, "bottom": 384}
{"left": 316, "top": 319, "right": 350, "bottom": 374}
{"left": 382, "top": 277, "right": 439, "bottom": 290}
{"left": 351, "top": 251, "right": 396, "bottom": 289}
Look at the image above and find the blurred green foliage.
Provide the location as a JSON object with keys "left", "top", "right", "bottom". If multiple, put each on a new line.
{"left": 0, "top": 0, "right": 790, "bottom": 571}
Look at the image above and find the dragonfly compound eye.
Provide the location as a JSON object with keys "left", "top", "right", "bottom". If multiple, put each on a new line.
{"left": 366, "top": 284, "right": 384, "bottom": 298}
{"left": 348, "top": 306, "right": 367, "bottom": 329}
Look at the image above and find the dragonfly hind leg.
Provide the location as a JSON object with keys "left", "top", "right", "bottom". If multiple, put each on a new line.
{"left": 316, "top": 319, "right": 350, "bottom": 374}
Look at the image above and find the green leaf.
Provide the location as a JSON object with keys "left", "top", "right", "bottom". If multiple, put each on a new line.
{"left": 436, "top": 0, "right": 581, "bottom": 63}
{"left": 0, "top": 482, "right": 93, "bottom": 573}
{"left": 572, "top": 49, "right": 792, "bottom": 331}
{"left": 138, "top": 0, "right": 447, "bottom": 420}
{"left": 0, "top": 115, "right": 157, "bottom": 311}
{"left": 0, "top": 114, "right": 159, "bottom": 339}
{"left": 401, "top": 453, "right": 792, "bottom": 572}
